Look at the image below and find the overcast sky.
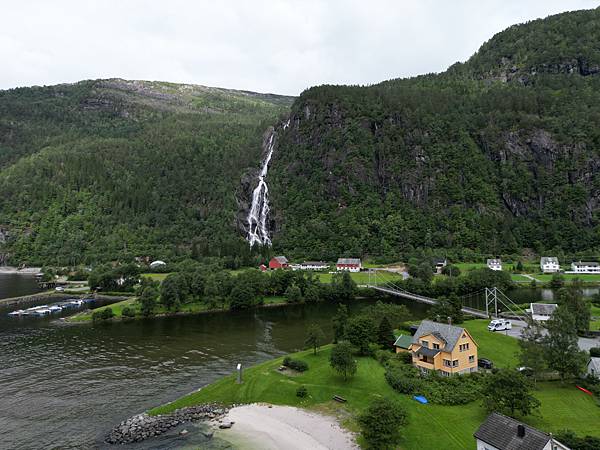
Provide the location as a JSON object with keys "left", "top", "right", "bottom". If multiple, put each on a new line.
{"left": 1, "top": 0, "right": 598, "bottom": 95}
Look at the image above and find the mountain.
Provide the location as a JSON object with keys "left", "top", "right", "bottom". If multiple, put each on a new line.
{"left": 2, "top": 8, "right": 600, "bottom": 267}
{"left": 0, "top": 79, "right": 292, "bottom": 265}
{"left": 267, "top": 8, "right": 600, "bottom": 261}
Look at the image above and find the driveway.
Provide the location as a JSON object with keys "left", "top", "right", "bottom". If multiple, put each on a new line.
{"left": 492, "top": 319, "right": 600, "bottom": 351}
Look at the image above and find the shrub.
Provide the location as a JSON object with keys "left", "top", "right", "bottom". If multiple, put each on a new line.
{"left": 282, "top": 357, "right": 309, "bottom": 372}
{"left": 555, "top": 430, "right": 600, "bottom": 450}
{"left": 358, "top": 398, "right": 408, "bottom": 449}
{"left": 373, "top": 349, "right": 392, "bottom": 365}
{"left": 121, "top": 306, "right": 136, "bottom": 318}
{"left": 296, "top": 385, "right": 308, "bottom": 398}
{"left": 589, "top": 347, "right": 600, "bottom": 358}
{"left": 92, "top": 307, "right": 115, "bottom": 322}
{"left": 396, "top": 351, "right": 413, "bottom": 365}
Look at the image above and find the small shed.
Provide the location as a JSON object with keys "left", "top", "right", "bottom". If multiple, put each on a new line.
{"left": 394, "top": 334, "right": 412, "bottom": 353}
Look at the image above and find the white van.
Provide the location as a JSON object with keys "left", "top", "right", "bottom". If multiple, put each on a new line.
{"left": 488, "top": 319, "right": 512, "bottom": 331}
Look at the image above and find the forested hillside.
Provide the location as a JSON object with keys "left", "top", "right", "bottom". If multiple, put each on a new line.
{"left": 0, "top": 79, "right": 292, "bottom": 265}
{"left": 268, "top": 8, "right": 600, "bottom": 261}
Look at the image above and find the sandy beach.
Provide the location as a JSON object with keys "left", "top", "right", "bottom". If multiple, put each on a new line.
{"left": 213, "top": 404, "right": 358, "bottom": 450}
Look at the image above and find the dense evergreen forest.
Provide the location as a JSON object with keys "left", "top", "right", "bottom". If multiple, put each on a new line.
{"left": 2, "top": 8, "right": 600, "bottom": 266}
{"left": 269, "top": 8, "right": 600, "bottom": 261}
{"left": 0, "top": 79, "right": 292, "bottom": 265}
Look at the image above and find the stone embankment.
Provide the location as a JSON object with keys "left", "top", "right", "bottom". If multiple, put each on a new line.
{"left": 105, "top": 404, "right": 228, "bottom": 445}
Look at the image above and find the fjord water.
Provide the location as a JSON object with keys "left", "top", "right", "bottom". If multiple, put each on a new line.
{"left": 0, "top": 295, "right": 427, "bottom": 449}
{"left": 0, "top": 273, "right": 42, "bottom": 300}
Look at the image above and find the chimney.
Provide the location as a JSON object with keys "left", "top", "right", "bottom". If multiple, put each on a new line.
{"left": 447, "top": 316, "right": 452, "bottom": 325}
{"left": 517, "top": 424, "right": 525, "bottom": 438}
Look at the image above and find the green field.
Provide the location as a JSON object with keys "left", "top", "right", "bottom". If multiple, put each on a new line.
{"left": 316, "top": 271, "right": 402, "bottom": 285}
{"left": 140, "top": 273, "right": 171, "bottom": 282}
{"left": 150, "top": 319, "right": 600, "bottom": 449}
{"left": 591, "top": 305, "right": 600, "bottom": 332}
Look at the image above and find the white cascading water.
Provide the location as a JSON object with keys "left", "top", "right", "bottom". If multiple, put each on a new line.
{"left": 246, "top": 119, "right": 290, "bottom": 246}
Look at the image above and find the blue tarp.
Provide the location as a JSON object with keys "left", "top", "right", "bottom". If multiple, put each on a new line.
{"left": 413, "top": 395, "right": 428, "bottom": 404}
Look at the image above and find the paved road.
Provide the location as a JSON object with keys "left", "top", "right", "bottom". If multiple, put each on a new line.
{"left": 494, "top": 319, "right": 599, "bottom": 351}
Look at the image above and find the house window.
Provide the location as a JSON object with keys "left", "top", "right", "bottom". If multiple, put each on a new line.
{"left": 452, "top": 360, "right": 459, "bottom": 367}
{"left": 432, "top": 343, "right": 440, "bottom": 350}
{"left": 459, "top": 343, "right": 469, "bottom": 352}
{"left": 421, "top": 340, "right": 429, "bottom": 348}
{"left": 443, "top": 359, "right": 451, "bottom": 367}
{"left": 439, "top": 370, "right": 450, "bottom": 377}
{"left": 469, "top": 355, "right": 475, "bottom": 363}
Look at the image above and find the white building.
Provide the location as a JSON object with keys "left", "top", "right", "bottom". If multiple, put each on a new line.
{"left": 299, "top": 261, "right": 328, "bottom": 271}
{"left": 530, "top": 303, "right": 558, "bottom": 322}
{"left": 487, "top": 259, "right": 502, "bottom": 271}
{"left": 587, "top": 357, "right": 600, "bottom": 378}
{"left": 336, "top": 258, "right": 361, "bottom": 272}
{"left": 540, "top": 257, "right": 560, "bottom": 274}
{"left": 569, "top": 261, "right": 600, "bottom": 274}
{"left": 149, "top": 260, "right": 167, "bottom": 269}
{"left": 474, "top": 412, "right": 570, "bottom": 450}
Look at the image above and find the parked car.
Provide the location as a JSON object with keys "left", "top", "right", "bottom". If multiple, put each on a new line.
{"left": 478, "top": 358, "right": 493, "bottom": 370}
{"left": 55, "top": 286, "right": 65, "bottom": 292}
{"left": 517, "top": 366, "right": 534, "bottom": 376}
{"left": 488, "top": 319, "right": 512, "bottom": 332}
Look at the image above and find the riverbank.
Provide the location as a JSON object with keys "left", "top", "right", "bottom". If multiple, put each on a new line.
{"left": 0, "top": 266, "right": 41, "bottom": 274}
{"left": 149, "top": 320, "right": 600, "bottom": 449}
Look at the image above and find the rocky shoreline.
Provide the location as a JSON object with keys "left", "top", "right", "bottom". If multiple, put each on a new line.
{"left": 105, "top": 403, "right": 228, "bottom": 445}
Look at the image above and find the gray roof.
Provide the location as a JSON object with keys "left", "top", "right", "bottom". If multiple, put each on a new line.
{"left": 416, "top": 347, "right": 440, "bottom": 358}
{"left": 336, "top": 258, "right": 361, "bottom": 265}
{"left": 487, "top": 259, "right": 502, "bottom": 265}
{"left": 474, "top": 412, "right": 552, "bottom": 450}
{"left": 412, "top": 320, "right": 468, "bottom": 352}
{"left": 530, "top": 303, "right": 558, "bottom": 316}
{"left": 540, "top": 257, "right": 558, "bottom": 264}
{"left": 573, "top": 261, "right": 599, "bottom": 267}
{"left": 589, "top": 357, "right": 600, "bottom": 374}
{"left": 273, "top": 256, "right": 288, "bottom": 264}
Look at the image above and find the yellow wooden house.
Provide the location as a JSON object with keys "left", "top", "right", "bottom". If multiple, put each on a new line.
{"left": 408, "top": 320, "right": 478, "bottom": 376}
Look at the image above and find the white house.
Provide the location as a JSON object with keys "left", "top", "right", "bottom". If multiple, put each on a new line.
{"left": 336, "top": 258, "right": 361, "bottom": 272}
{"left": 433, "top": 258, "right": 447, "bottom": 274}
{"left": 487, "top": 259, "right": 502, "bottom": 271}
{"left": 474, "top": 412, "right": 570, "bottom": 450}
{"left": 530, "top": 303, "right": 558, "bottom": 322}
{"left": 540, "top": 257, "right": 560, "bottom": 274}
{"left": 588, "top": 357, "right": 600, "bottom": 378}
{"left": 568, "top": 261, "right": 600, "bottom": 274}
{"left": 299, "top": 261, "right": 328, "bottom": 271}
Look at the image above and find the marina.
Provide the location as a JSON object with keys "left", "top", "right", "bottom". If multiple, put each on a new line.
{"left": 7, "top": 298, "right": 91, "bottom": 317}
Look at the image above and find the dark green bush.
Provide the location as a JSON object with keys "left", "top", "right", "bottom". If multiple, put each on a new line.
{"left": 121, "top": 306, "right": 136, "bottom": 318}
{"left": 296, "top": 385, "right": 308, "bottom": 398}
{"left": 283, "top": 357, "right": 309, "bottom": 372}
{"left": 92, "top": 307, "right": 115, "bottom": 322}
{"left": 358, "top": 398, "right": 408, "bottom": 449}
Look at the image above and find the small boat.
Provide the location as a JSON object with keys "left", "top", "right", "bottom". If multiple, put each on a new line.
{"left": 48, "top": 305, "right": 63, "bottom": 313}
{"left": 8, "top": 310, "right": 25, "bottom": 316}
{"left": 33, "top": 308, "right": 51, "bottom": 316}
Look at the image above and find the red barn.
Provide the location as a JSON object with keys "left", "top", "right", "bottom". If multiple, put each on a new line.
{"left": 269, "top": 256, "right": 289, "bottom": 270}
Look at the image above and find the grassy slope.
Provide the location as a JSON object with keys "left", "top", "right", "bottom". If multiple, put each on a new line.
{"left": 150, "top": 319, "right": 600, "bottom": 449}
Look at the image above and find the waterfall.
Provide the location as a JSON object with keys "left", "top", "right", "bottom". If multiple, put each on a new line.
{"left": 246, "top": 119, "right": 290, "bottom": 246}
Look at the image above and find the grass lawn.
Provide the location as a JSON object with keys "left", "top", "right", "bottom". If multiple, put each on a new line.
{"left": 534, "top": 273, "right": 600, "bottom": 283}
{"left": 316, "top": 271, "right": 401, "bottom": 286}
{"left": 462, "top": 320, "right": 519, "bottom": 368}
{"left": 150, "top": 338, "right": 600, "bottom": 449}
{"left": 140, "top": 273, "right": 171, "bottom": 282}
{"left": 591, "top": 305, "right": 600, "bottom": 331}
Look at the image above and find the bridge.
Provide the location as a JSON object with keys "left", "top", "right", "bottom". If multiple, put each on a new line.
{"left": 366, "top": 270, "right": 523, "bottom": 320}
